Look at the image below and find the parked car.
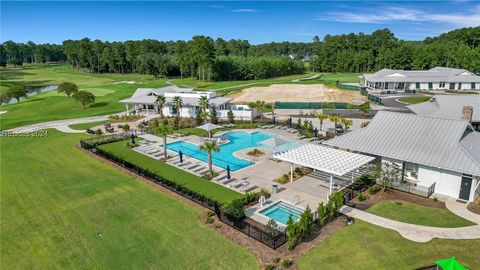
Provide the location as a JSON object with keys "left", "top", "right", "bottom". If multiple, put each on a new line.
{"left": 335, "top": 124, "right": 345, "bottom": 134}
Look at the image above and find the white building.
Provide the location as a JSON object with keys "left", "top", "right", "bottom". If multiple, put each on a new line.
{"left": 324, "top": 111, "right": 480, "bottom": 202}
{"left": 119, "top": 85, "right": 256, "bottom": 121}
{"left": 361, "top": 67, "right": 480, "bottom": 94}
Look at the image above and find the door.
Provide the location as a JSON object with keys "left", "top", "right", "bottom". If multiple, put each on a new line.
{"left": 459, "top": 175, "right": 472, "bottom": 200}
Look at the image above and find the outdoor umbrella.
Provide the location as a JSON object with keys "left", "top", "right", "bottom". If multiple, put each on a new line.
{"left": 179, "top": 150, "right": 183, "bottom": 163}
{"left": 197, "top": 123, "right": 223, "bottom": 138}
{"left": 131, "top": 134, "right": 135, "bottom": 144}
{"left": 314, "top": 127, "right": 318, "bottom": 138}
{"left": 288, "top": 118, "right": 292, "bottom": 127}
{"left": 272, "top": 116, "right": 276, "bottom": 124}
{"left": 226, "top": 165, "right": 231, "bottom": 179}
{"left": 259, "top": 137, "right": 290, "bottom": 154}
{"left": 435, "top": 257, "right": 468, "bottom": 270}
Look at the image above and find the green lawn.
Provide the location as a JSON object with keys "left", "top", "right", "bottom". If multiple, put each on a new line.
{"left": 299, "top": 221, "right": 480, "bottom": 270}
{"left": 366, "top": 200, "right": 475, "bottom": 228}
{"left": 316, "top": 73, "right": 361, "bottom": 88}
{"left": 97, "top": 140, "right": 242, "bottom": 204}
{"left": 172, "top": 72, "right": 318, "bottom": 95}
{"left": 0, "top": 65, "right": 166, "bottom": 130}
{"left": 0, "top": 130, "right": 257, "bottom": 269}
{"left": 69, "top": 121, "right": 109, "bottom": 130}
{"left": 398, "top": 96, "right": 432, "bottom": 104}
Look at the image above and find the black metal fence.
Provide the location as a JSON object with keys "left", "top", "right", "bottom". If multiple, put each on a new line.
{"left": 80, "top": 135, "right": 287, "bottom": 250}
{"left": 218, "top": 211, "right": 287, "bottom": 250}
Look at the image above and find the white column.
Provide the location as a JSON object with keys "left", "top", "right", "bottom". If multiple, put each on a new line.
{"left": 125, "top": 104, "right": 129, "bottom": 115}
{"left": 328, "top": 174, "right": 333, "bottom": 200}
{"left": 146, "top": 105, "right": 149, "bottom": 115}
{"left": 290, "top": 163, "right": 294, "bottom": 183}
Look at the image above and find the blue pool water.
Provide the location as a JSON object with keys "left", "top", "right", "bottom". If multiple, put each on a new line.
{"left": 167, "top": 131, "right": 271, "bottom": 171}
{"left": 259, "top": 201, "right": 303, "bottom": 225}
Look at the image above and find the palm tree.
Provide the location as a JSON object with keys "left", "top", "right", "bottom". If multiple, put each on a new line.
{"left": 342, "top": 118, "right": 353, "bottom": 131}
{"left": 252, "top": 100, "right": 266, "bottom": 122}
{"left": 156, "top": 123, "right": 173, "bottom": 160}
{"left": 199, "top": 95, "right": 210, "bottom": 124}
{"left": 172, "top": 96, "right": 183, "bottom": 117}
{"left": 155, "top": 95, "right": 166, "bottom": 118}
{"left": 200, "top": 140, "right": 220, "bottom": 176}
{"left": 329, "top": 115, "right": 341, "bottom": 132}
{"left": 316, "top": 113, "right": 329, "bottom": 131}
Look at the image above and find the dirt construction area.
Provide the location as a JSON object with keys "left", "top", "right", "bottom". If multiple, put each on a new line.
{"left": 227, "top": 84, "right": 367, "bottom": 104}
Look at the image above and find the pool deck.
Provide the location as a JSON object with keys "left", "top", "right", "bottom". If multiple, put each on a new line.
{"left": 139, "top": 128, "right": 332, "bottom": 225}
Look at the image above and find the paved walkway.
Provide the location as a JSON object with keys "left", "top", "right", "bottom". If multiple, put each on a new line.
{"left": 4, "top": 115, "right": 109, "bottom": 133}
{"left": 340, "top": 198, "right": 480, "bottom": 243}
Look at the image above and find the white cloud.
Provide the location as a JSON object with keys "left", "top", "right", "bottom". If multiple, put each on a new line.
{"left": 316, "top": 5, "right": 480, "bottom": 27}
{"left": 231, "top": 9, "right": 258, "bottom": 13}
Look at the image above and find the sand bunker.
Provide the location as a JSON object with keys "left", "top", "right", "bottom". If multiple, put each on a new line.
{"left": 228, "top": 84, "right": 366, "bottom": 104}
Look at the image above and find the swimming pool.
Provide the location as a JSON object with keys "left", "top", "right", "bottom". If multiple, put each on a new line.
{"left": 167, "top": 131, "right": 298, "bottom": 171}
{"left": 259, "top": 201, "right": 303, "bottom": 225}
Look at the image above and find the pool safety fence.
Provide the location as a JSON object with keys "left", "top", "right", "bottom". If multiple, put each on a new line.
{"left": 80, "top": 134, "right": 287, "bottom": 250}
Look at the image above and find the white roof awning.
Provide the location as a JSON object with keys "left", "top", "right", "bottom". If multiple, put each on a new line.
{"left": 273, "top": 144, "right": 375, "bottom": 176}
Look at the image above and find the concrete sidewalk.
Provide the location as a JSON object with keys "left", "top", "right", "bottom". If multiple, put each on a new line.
{"left": 4, "top": 116, "right": 110, "bottom": 133}
{"left": 340, "top": 199, "right": 480, "bottom": 243}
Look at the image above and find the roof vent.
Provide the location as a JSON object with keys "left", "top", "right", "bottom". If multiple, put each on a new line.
{"left": 461, "top": 106, "right": 473, "bottom": 123}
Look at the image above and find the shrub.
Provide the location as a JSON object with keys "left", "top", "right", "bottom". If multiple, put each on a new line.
{"left": 368, "top": 185, "right": 381, "bottom": 195}
{"left": 317, "top": 191, "right": 345, "bottom": 226}
{"left": 264, "top": 264, "right": 275, "bottom": 270}
{"left": 358, "top": 193, "right": 368, "bottom": 201}
{"left": 224, "top": 198, "right": 245, "bottom": 220}
{"left": 294, "top": 167, "right": 303, "bottom": 176}
{"left": 282, "top": 259, "right": 293, "bottom": 268}
{"left": 273, "top": 258, "right": 281, "bottom": 264}
{"left": 355, "top": 173, "right": 375, "bottom": 187}
{"left": 277, "top": 174, "right": 290, "bottom": 184}
{"left": 205, "top": 216, "right": 214, "bottom": 224}
{"left": 243, "top": 192, "right": 256, "bottom": 204}
{"left": 123, "top": 124, "right": 130, "bottom": 131}
{"left": 433, "top": 196, "right": 439, "bottom": 202}
{"left": 286, "top": 205, "right": 315, "bottom": 250}
{"left": 259, "top": 187, "right": 270, "bottom": 198}
{"left": 266, "top": 219, "right": 280, "bottom": 237}
{"left": 95, "top": 128, "right": 103, "bottom": 136}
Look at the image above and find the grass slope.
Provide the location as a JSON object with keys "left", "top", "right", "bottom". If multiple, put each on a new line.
{"left": 0, "top": 130, "right": 257, "bottom": 269}
{"left": 398, "top": 96, "right": 432, "bottom": 104}
{"left": 299, "top": 221, "right": 480, "bottom": 270}
{"left": 97, "top": 140, "right": 242, "bottom": 204}
{"left": 0, "top": 65, "right": 166, "bottom": 130}
{"left": 366, "top": 200, "right": 475, "bottom": 228}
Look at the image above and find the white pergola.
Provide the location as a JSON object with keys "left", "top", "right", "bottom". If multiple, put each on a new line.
{"left": 273, "top": 144, "right": 375, "bottom": 200}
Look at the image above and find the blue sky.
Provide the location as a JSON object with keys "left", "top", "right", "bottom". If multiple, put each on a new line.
{"left": 1, "top": 1, "right": 479, "bottom": 44}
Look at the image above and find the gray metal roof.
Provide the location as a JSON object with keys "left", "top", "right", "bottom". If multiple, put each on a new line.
{"left": 363, "top": 67, "right": 480, "bottom": 83}
{"left": 408, "top": 95, "right": 480, "bottom": 122}
{"left": 323, "top": 111, "right": 480, "bottom": 176}
{"left": 120, "top": 92, "right": 231, "bottom": 107}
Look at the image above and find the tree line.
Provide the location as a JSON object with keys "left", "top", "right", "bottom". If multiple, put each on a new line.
{"left": 1, "top": 26, "right": 479, "bottom": 77}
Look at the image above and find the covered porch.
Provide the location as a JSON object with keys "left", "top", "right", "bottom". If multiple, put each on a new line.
{"left": 273, "top": 144, "right": 376, "bottom": 202}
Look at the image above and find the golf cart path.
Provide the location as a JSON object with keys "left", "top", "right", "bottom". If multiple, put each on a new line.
{"left": 340, "top": 197, "right": 480, "bottom": 243}
{"left": 4, "top": 115, "right": 110, "bottom": 133}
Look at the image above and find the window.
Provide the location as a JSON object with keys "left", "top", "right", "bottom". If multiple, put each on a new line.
{"left": 458, "top": 83, "right": 462, "bottom": 90}
{"left": 415, "top": 82, "right": 420, "bottom": 89}
{"left": 439, "top": 82, "right": 445, "bottom": 88}
{"left": 449, "top": 83, "right": 455, "bottom": 90}
{"left": 398, "top": 82, "right": 405, "bottom": 89}
{"left": 471, "top": 83, "right": 476, "bottom": 89}
{"left": 428, "top": 82, "right": 433, "bottom": 90}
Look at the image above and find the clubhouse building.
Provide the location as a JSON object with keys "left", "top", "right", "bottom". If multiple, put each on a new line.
{"left": 361, "top": 67, "right": 480, "bottom": 94}
{"left": 324, "top": 111, "right": 480, "bottom": 202}
{"left": 120, "top": 85, "right": 256, "bottom": 121}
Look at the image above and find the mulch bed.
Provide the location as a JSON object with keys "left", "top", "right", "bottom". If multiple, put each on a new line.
{"left": 467, "top": 202, "right": 480, "bottom": 215}
{"left": 80, "top": 145, "right": 347, "bottom": 269}
{"left": 349, "top": 187, "right": 445, "bottom": 211}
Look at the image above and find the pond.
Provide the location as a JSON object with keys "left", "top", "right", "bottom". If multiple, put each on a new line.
{"left": 1, "top": 85, "right": 58, "bottom": 104}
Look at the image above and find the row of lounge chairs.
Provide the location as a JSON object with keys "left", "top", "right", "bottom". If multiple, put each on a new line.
{"left": 167, "top": 156, "right": 211, "bottom": 176}
{"left": 222, "top": 124, "right": 236, "bottom": 128}
{"left": 212, "top": 174, "right": 259, "bottom": 193}
{"left": 259, "top": 124, "right": 275, "bottom": 129}
{"left": 134, "top": 141, "right": 165, "bottom": 159}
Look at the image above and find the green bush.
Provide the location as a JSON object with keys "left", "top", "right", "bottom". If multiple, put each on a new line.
{"left": 355, "top": 174, "right": 375, "bottom": 187}
{"left": 358, "top": 193, "right": 368, "bottom": 201}
{"left": 282, "top": 259, "right": 293, "bottom": 268}
{"left": 243, "top": 192, "right": 256, "bottom": 204}
{"left": 368, "top": 185, "right": 381, "bottom": 195}
{"left": 317, "top": 191, "right": 345, "bottom": 226}
{"left": 294, "top": 167, "right": 304, "bottom": 176}
{"left": 258, "top": 187, "right": 270, "bottom": 198}
{"left": 224, "top": 198, "right": 245, "bottom": 220}
{"left": 266, "top": 219, "right": 280, "bottom": 237}
{"left": 264, "top": 264, "right": 275, "bottom": 270}
{"left": 286, "top": 205, "right": 314, "bottom": 250}
{"left": 273, "top": 258, "right": 281, "bottom": 264}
